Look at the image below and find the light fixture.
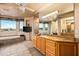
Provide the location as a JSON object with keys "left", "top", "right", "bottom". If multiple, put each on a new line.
{"left": 16, "top": 3, "right": 34, "bottom": 12}
{"left": 42, "top": 11, "right": 58, "bottom": 19}
{"left": 16, "top": 3, "right": 26, "bottom": 13}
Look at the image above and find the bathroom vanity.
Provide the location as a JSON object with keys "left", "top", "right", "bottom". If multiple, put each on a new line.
{"left": 33, "top": 35, "right": 78, "bottom": 56}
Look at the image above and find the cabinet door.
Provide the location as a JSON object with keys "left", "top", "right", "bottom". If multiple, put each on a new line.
{"left": 58, "top": 42, "right": 78, "bottom": 56}
{"left": 36, "top": 37, "right": 41, "bottom": 51}
{"left": 46, "top": 50, "right": 55, "bottom": 56}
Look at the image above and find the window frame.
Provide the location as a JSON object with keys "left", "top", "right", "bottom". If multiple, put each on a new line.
{"left": 0, "top": 18, "right": 16, "bottom": 32}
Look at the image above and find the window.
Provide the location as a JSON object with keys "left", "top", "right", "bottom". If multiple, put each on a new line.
{"left": 39, "top": 23, "right": 49, "bottom": 35}
{"left": 0, "top": 19, "right": 16, "bottom": 32}
{"left": 45, "top": 24, "right": 48, "bottom": 30}
{"left": 39, "top": 23, "right": 43, "bottom": 30}
{"left": 20, "top": 21, "right": 24, "bottom": 31}
{"left": 0, "top": 18, "right": 24, "bottom": 32}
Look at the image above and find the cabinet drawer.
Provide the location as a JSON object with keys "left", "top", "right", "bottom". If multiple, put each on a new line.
{"left": 46, "top": 40, "right": 55, "bottom": 46}
{"left": 46, "top": 43, "right": 55, "bottom": 49}
{"left": 46, "top": 50, "right": 55, "bottom": 56}
{"left": 46, "top": 40, "right": 55, "bottom": 51}
{"left": 46, "top": 39, "right": 56, "bottom": 56}
{"left": 46, "top": 45, "right": 55, "bottom": 53}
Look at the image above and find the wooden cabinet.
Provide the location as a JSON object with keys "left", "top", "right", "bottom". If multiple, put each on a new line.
{"left": 46, "top": 39, "right": 56, "bottom": 56}
{"left": 56, "top": 42, "right": 78, "bottom": 56}
{"left": 33, "top": 36, "right": 78, "bottom": 56}
{"left": 33, "top": 36, "right": 46, "bottom": 55}
{"left": 46, "top": 39, "right": 78, "bottom": 56}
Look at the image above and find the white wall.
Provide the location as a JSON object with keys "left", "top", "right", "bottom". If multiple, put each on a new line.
{"left": 75, "top": 4, "right": 79, "bottom": 39}
{"left": 75, "top": 3, "right": 79, "bottom": 56}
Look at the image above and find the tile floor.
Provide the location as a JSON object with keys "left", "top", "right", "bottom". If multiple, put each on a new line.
{"left": 0, "top": 41, "right": 43, "bottom": 56}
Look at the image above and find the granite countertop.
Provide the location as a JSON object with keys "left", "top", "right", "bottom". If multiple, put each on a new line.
{"left": 39, "top": 35, "right": 78, "bottom": 43}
